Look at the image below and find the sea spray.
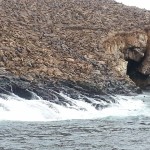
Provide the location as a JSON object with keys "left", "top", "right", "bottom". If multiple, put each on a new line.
{"left": 0, "top": 92, "right": 148, "bottom": 122}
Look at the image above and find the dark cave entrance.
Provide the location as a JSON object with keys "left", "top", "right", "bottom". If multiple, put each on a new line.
{"left": 126, "top": 59, "right": 149, "bottom": 87}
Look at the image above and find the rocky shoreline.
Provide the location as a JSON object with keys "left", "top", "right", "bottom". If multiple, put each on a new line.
{"left": 0, "top": 0, "right": 150, "bottom": 101}
{"left": 0, "top": 72, "right": 141, "bottom": 105}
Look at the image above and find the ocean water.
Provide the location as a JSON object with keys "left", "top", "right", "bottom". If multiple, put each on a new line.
{"left": 0, "top": 92, "right": 150, "bottom": 150}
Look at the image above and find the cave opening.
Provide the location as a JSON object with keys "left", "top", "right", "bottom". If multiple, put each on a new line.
{"left": 126, "top": 59, "right": 149, "bottom": 87}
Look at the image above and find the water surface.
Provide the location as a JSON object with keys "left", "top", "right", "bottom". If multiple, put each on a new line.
{"left": 0, "top": 92, "right": 150, "bottom": 150}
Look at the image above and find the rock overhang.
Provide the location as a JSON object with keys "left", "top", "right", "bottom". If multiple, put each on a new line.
{"left": 102, "top": 29, "right": 150, "bottom": 87}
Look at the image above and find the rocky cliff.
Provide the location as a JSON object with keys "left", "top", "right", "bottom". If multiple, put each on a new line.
{"left": 0, "top": 0, "right": 150, "bottom": 96}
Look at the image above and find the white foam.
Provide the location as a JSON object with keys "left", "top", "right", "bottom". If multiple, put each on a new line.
{"left": 0, "top": 93, "right": 149, "bottom": 122}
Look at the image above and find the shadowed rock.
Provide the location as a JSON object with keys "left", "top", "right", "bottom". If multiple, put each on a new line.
{"left": 125, "top": 47, "right": 145, "bottom": 62}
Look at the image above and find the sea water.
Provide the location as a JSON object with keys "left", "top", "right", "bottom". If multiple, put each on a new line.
{"left": 0, "top": 92, "right": 150, "bottom": 149}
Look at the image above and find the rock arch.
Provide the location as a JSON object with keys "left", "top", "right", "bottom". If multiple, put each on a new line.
{"left": 102, "top": 29, "right": 150, "bottom": 87}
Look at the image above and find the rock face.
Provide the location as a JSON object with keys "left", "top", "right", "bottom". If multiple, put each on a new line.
{"left": 103, "top": 29, "right": 150, "bottom": 88}
{"left": 139, "top": 29, "right": 150, "bottom": 75}
{"left": 0, "top": 0, "right": 150, "bottom": 95}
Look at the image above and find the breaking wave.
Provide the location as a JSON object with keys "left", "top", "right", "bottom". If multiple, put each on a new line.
{"left": 0, "top": 91, "right": 149, "bottom": 122}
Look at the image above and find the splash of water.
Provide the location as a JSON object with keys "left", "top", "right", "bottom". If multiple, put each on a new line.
{"left": 0, "top": 92, "right": 149, "bottom": 122}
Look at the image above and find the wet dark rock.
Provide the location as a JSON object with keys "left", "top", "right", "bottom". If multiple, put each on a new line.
{"left": 12, "top": 85, "right": 33, "bottom": 100}
{"left": 0, "top": 74, "right": 117, "bottom": 108}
